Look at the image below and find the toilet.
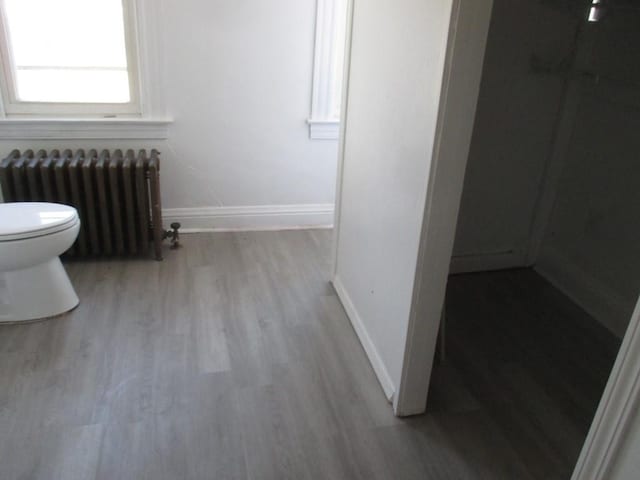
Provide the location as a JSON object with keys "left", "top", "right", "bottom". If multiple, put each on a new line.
{"left": 0, "top": 202, "right": 80, "bottom": 324}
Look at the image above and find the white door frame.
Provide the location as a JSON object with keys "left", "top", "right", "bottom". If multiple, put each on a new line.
{"left": 332, "top": 0, "right": 640, "bottom": 477}
{"left": 391, "top": 1, "right": 640, "bottom": 477}
{"left": 394, "top": 0, "right": 494, "bottom": 415}
{"left": 571, "top": 298, "right": 640, "bottom": 479}
{"left": 330, "top": 0, "right": 354, "bottom": 281}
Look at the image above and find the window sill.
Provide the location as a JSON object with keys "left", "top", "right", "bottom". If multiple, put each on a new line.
{"left": 308, "top": 119, "right": 340, "bottom": 140}
{"left": 0, "top": 117, "right": 173, "bottom": 140}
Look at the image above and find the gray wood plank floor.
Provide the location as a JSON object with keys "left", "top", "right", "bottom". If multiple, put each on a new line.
{"left": 0, "top": 231, "right": 618, "bottom": 479}
{"left": 435, "top": 268, "right": 621, "bottom": 480}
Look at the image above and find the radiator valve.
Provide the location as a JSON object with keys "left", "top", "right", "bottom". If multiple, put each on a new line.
{"left": 164, "top": 222, "right": 181, "bottom": 250}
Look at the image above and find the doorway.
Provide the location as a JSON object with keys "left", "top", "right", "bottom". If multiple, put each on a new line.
{"left": 332, "top": 0, "right": 640, "bottom": 477}
{"left": 428, "top": 0, "right": 640, "bottom": 477}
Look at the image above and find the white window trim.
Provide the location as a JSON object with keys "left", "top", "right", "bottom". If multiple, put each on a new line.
{"left": 0, "top": 117, "right": 171, "bottom": 139}
{"left": 0, "top": 0, "right": 142, "bottom": 117}
{"left": 132, "top": 0, "right": 165, "bottom": 119}
{"left": 308, "top": 0, "right": 346, "bottom": 140}
{"left": 0, "top": 0, "right": 171, "bottom": 139}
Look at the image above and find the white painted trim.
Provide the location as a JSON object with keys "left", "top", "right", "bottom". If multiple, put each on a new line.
{"left": 332, "top": 274, "right": 395, "bottom": 401}
{"left": 122, "top": 0, "right": 142, "bottom": 114}
{"left": 0, "top": 1, "right": 18, "bottom": 117}
{"left": 308, "top": 0, "right": 348, "bottom": 139}
{"left": 331, "top": 0, "right": 354, "bottom": 278}
{"left": 395, "top": 0, "right": 493, "bottom": 416}
{"left": 163, "top": 204, "right": 334, "bottom": 232}
{"left": 310, "top": 0, "right": 334, "bottom": 121}
{"left": 449, "top": 250, "right": 527, "bottom": 274}
{"left": 571, "top": 297, "right": 640, "bottom": 480}
{"left": 0, "top": 118, "right": 172, "bottom": 139}
{"left": 134, "top": 0, "right": 166, "bottom": 118}
{"left": 307, "top": 119, "right": 340, "bottom": 140}
{"left": 535, "top": 246, "right": 634, "bottom": 338}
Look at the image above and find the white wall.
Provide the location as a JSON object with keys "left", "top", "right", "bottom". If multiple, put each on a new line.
{"left": 537, "top": 12, "right": 640, "bottom": 337}
{"left": 333, "top": 0, "right": 454, "bottom": 402}
{"left": 0, "top": 0, "right": 339, "bottom": 230}
{"left": 451, "top": 0, "right": 576, "bottom": 271}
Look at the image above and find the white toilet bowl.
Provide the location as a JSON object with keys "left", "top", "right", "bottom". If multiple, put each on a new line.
{"left": 0, "top": 202, "right": 80, "bottom": 323}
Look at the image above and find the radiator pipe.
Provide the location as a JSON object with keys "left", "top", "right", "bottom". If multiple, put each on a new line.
{"left": 163, "top": 222, "right": 182, "bottom": 251}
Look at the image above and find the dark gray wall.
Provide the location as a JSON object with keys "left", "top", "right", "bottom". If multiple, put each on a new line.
{"left": 538, "top": 6, "right": 640, "bottom": 337}
{"left": 453, "top": 0, "right": 577, "bottom": 263}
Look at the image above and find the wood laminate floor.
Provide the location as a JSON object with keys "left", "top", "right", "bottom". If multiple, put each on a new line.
{"left": 434, "top": 269, "right": 621, "bottom": 480}
{"left": 0, "top": 231, "right": 620, "bottom": 479}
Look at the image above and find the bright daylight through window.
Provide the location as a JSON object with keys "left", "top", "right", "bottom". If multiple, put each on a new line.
{"left": 0, "top": 0, "right": 136, "bottom": 113}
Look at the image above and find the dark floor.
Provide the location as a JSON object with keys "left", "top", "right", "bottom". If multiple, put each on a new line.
{"left": 429, "top": 268, "right": 621, "bottom": 480}
{"left": 0, "top": 231, "right": 621, "bottom": 479}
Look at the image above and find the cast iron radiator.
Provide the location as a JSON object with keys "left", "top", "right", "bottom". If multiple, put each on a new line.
{"left": 0, "top": 149, "right": 169, "bottom": 260}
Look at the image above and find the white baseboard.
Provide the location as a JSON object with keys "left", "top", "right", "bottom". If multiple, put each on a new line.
{"left": 535, "top": 246, "right": 635, "bottom": 338}
{"left": 449, "top": 250, "right": 528, "bottom": 274}
{"left": 162, "top": 204, "right": 334, "bottom": 232}
{"left": 332, "top": 275, "right": 395, "bottom": 402}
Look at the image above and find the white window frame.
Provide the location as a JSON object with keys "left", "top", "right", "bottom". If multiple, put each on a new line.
{"left": 308, "top": 0, "right": 347, "bottom": 140}
{"left": 0, "top": 0, "right": 142, "bottom": 117}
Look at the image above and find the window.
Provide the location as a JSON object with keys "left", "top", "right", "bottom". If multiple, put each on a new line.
{"left": 308, "top": 0, "right": 348, "bottom": 140}
{"left": 0, "top": 0, "right": 140, "bottom": 116}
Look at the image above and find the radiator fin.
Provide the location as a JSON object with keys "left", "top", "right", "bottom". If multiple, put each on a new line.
{"left": 0, "top": 149, "right": 163, "bottom": 259}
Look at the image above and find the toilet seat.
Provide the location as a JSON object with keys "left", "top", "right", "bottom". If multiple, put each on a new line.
{"left": 0, "top": 202, "right": 79, "bottom": 241}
